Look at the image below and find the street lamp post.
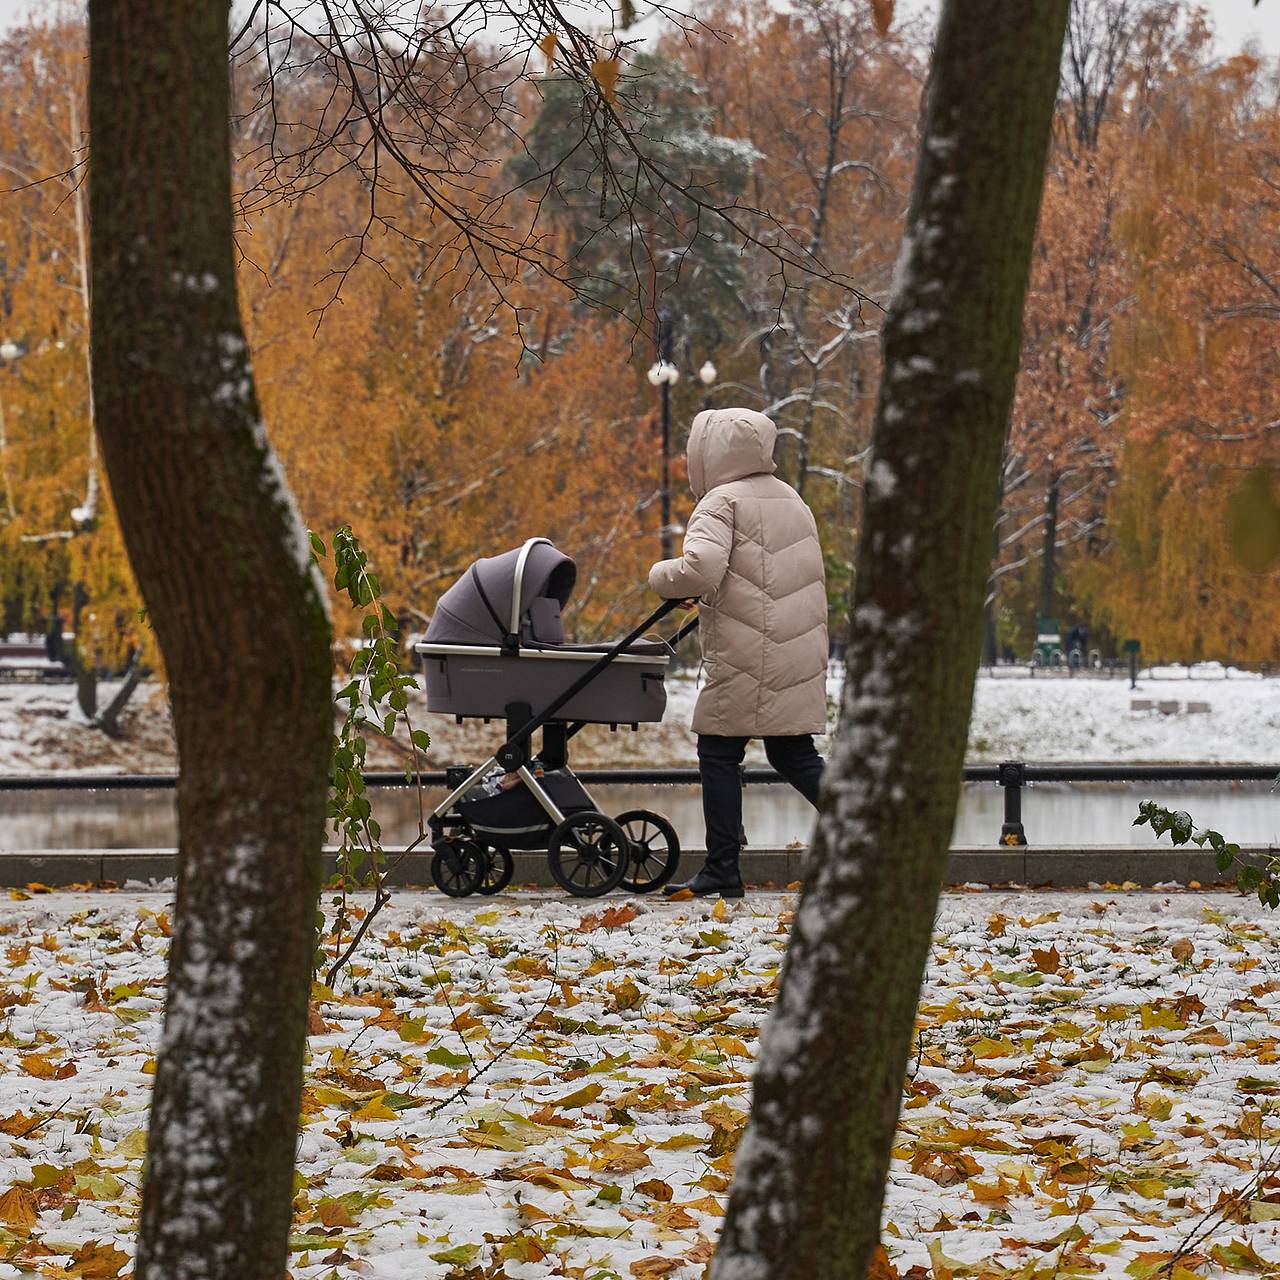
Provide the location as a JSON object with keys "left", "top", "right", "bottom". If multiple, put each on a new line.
{"left": 647, "top": 318, "right": 679, "bottom": 563}
{"left": 0, "top": 341, "right": 22, "bottom": 524}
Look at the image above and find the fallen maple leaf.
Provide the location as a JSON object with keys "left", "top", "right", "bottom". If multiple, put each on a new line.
{"left": 19, "top": 1053, "right": 76, "bottom": 1080}
{"left": 580, "top": 903, "right": 639, "bottom": 932}
{"left": 68, "top": 1240, "right": 130, "bottom": 1279}
{"left": 0, "top": 1185, "right": 37, "bottom": 1229}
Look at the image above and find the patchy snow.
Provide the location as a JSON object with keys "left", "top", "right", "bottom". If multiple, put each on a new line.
{"left": 3, "top": 888, "right": 1280, "bottom": 1278}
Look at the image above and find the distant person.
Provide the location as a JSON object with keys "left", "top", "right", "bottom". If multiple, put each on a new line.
{"left": 649, "top": 408, "right": 828, "bottom": 899}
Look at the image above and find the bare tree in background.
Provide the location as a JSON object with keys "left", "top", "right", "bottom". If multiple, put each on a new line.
{"left": 711, "top": 2, "right": 1069, "bottom": 1276}
{"left": 229, "top": 0, "right": 865, "bottom": 331}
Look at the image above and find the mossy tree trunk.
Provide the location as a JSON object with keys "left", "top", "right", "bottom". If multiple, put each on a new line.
{"left": 88, "top": 3, "right": 332, "bottom": 1276}
{"left": 711, "top": 4, "right": 1069, "bottom": 1278}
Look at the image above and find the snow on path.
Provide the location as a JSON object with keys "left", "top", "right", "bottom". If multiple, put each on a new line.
{"left": 2, "top": 889, "right": 1280, "bottom": 1277}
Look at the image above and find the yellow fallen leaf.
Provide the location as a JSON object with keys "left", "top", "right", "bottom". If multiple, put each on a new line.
{"left": 353, "top": 1093, "right": 399, "bottom": 1121}
{"left": 971, "top": 1036, "right": 1016, "bottom": 1059}
{"left": 20, "top": 1052, "right": 76, "bottom": 1080}
{"left": 1140, "top": 1003, "right": 1186, "bottom": 1031}
{"left": 551, "top": 1082, "right": 603, "bottom": 1110}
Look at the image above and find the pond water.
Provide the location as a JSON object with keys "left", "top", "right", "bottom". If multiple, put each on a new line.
{"left": 1, "top": 780, "right": 1276, "bottom": 851}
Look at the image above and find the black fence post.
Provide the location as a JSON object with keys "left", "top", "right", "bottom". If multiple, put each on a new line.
{"left": 997, "top": 760, "right": 1027, "bottom": 846}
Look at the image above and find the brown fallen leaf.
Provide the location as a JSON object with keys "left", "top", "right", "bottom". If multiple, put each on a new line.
{"left": 0, "top": 1185, "right": 37, "bottom": 1230}
{"left": 580, "top": 903, "right": 639, "bottom": 932}
{"left": 630, "top": 1257, "right": 682, "bottom": 1278}
{"left": 1172, "top": 937, "right": 1195, "bottom": 962}
{"left": 867, "top": 1243, "right": 901, "bottom": 1280}
{"left": 635, "top": 1178, "right": 673, "bottom": 1202}
{"left": 68, "top": 1240, "right": 130, "bottom": 1279}
{"left": 316, "top": 1198, "right": 356, "bottom": 1228}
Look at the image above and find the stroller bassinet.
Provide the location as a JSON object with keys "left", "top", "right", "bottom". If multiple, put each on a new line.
{"left": 418, "top": 538, "right": 669, "bottom": 724}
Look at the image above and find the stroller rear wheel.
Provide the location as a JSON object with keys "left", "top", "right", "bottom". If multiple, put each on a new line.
{"left": 431, "top": 839, "right": 486, "bottom": 897}
{"left": 477, "top": 845, "right": 515, "bottom": 895}
{"left": 615, "top": 810, "right": 681, "bottom": 893}
{"left": 548, "top": 813, "right": 629, "bottom": 898}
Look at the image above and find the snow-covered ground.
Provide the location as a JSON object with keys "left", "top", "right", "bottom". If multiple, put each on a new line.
{"left": 3, "top": 888, "right": 1280, "bottom": 1278}
{"left": 0, "top": 667, "right": 1274, "bottom": 775}
{"left": 969, "top": 670, "right": 1279, "bottom": 763}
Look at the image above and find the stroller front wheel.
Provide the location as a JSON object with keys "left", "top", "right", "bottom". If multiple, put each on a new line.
{"left": 477, "top": 845, "right": 515, "bottom": 895}
{"left": 548, "top": 813, "right": 629, "bottom": 898}
{"left": 431, "top": 839, "right": 486, "bottom": 898}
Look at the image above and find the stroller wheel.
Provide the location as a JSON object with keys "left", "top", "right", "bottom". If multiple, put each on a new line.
{"left": 615, "top": 810, "right": 681, "bottom": 893}
{"left": 548, "top": 813, "right": 629, "bottom": 898}
{"left": 431, "top": 839, "right": 485, "bottom": 898}
{"left": 477, "top": 845, "right": 515, "bottom": 896}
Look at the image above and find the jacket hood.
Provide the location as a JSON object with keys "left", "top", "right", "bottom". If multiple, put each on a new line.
{"left": 686, "top": 408, "right": 778, "bottom": 499}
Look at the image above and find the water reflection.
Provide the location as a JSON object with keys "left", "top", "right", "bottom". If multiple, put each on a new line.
{"left": 1, "top": 781, "right": 1276, "bottom": 851}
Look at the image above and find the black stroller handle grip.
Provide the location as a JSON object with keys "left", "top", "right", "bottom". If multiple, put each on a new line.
{"left": 502, "top": 596, "right": 695, "bottom": 753}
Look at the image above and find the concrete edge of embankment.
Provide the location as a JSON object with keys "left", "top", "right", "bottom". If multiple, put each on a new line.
{"left": 0, "top": 845, "right": 1276, "bottom": 891}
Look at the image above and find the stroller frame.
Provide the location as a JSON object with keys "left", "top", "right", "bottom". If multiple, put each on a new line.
{"left": 420, "top": 591, "right": 699, "bottom": 896}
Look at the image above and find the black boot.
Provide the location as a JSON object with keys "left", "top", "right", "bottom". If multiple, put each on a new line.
{"left": 663, "top": 858, "right": 744, "bottom": 899}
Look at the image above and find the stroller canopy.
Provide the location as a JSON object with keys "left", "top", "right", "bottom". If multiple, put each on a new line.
{"left": 426, "top": 538, "right": 577, "bottom": 648}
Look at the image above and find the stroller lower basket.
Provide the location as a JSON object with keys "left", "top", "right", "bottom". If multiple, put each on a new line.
{"left": 459, "top": 769, "right": 592, "bottom": 849}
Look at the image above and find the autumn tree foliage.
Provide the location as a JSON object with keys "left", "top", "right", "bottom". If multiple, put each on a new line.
{"left": 0, "top": 18, "right": 139, "bottom": 661}
{"left": 2, "top": 3, "right": 1277, "bottom": 665}
{"left": 1076, "top": 49, "right": 1280, "bottom": 661}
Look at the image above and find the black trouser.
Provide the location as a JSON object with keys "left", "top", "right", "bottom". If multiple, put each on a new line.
{"left": 697, "top": 734, "right": 825, "bottom": 877}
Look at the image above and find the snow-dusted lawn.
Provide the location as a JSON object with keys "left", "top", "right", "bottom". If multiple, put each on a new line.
{"left": 968, "top": 669, "right": 1279, "bottom": 763}
{"left": 3, "top": 667, "right": 1275, "bottom": 776}
{"left": 3, "top": 888, "right": 1280, "bottom": 1277}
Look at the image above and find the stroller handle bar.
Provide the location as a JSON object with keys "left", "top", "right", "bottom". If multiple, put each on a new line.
{"left": 498, "top": 596, "right": 697, "bottom": 763}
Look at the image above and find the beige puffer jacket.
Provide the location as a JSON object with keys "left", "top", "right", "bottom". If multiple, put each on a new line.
{"left": 649, "top": 408, "right": 829, "bottom": 737}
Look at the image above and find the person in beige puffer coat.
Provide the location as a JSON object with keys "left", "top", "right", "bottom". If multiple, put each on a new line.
{"left": 649, "top": 407, "right": 828, "bottom": 897}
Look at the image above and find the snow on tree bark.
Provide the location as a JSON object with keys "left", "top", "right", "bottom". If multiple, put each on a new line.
{"left": 87, "top": 2, "right": 332, "bottom": 1276}
{"left": 710, "top": 4, "right": 1069, "bottom": 1279}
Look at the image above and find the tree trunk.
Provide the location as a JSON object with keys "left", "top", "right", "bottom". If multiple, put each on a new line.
{"left": 96, "top": 655, "right": 144, "bottom": 739}
{"left": 87, "top": 4, "right": 332, "bottom": 1277}
{"left": 711, "top": 4, "right": 1068, "bottom": 1279}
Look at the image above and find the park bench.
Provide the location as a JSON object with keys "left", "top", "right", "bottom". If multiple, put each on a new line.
{"left": 0, "top": 638, "right": 69, "bottom": 681}
{"left": 1129, "top": 698, "right": 1213, "bottom": 715}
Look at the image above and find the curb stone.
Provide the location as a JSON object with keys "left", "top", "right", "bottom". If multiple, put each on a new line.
{"left": 0, "top": 845, "right": 1273, "bottom": 890}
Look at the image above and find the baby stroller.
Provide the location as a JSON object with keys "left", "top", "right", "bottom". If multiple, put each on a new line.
{"left": 416, "top": 538, "right": 697, "bottom": 898}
